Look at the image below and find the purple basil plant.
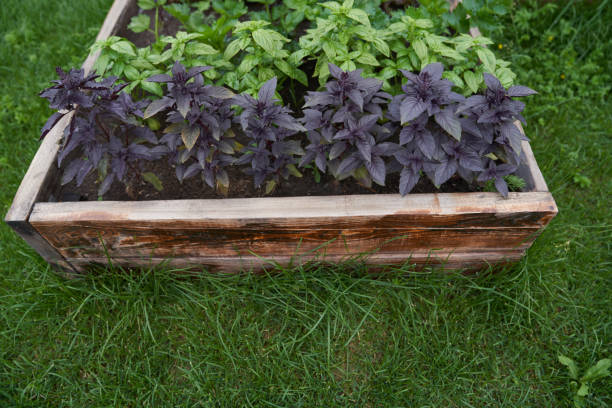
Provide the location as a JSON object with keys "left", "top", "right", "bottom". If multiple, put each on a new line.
{"left": 143, "top": 62, "right": 236, "bottom": 192}
{"left": 300, "top": 63, "right": 396, "bottom": 187}
{"left": 233, "top": 77, "right": 306, "bottom": 192}
{"left": 40, "top": 67, "right": 165, "bottom": 197}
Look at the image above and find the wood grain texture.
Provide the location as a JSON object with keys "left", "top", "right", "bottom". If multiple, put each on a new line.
{"left": 30, "top": 192, "right": 556, "bottom": 271}
{"left": 516, "top": 127, "right": 550, "bottom": 192}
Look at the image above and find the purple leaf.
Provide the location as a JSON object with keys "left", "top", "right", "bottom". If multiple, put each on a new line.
{"left": 329, "top": 141, "right": 347, "bottom": 160}
{"left": 422, "top": 62, "right": 444, "bottom": 80}
{"left": 495, "top": 176, "right": 509, "bottom": 197}
{"left": 144, "top": 97, "right": 174, "bottom": 118}
{"left": 147, "top": 73, "right": 173, "bottom": 83}
{"left": 507, "top": 85, "right": 537, "bottom": 97}
{"left": 328, "top": 63, "right": 344, "bottom": 79}
{"left": 98, "top": 174, "right": 115, "bottom": 196}
{"left": 337, "top": 155, "right": 361, "bottom": 175}
{"left": 357, "top": 140, "right": 372, "bottom": 162}
{"left": 40, "top": 112, "right": 65, "bottom": 140}
{"left": 400, "top": 97, "right": 427, "bottom": 124}
{"left": 399, "top": 168, "right": 419, "bottom": 196}
{"left": 483, "top": 73, "right": 503, "bottom": 92}
{"left": 434, "top": 159, "right": 457, "bottom": 186}
{"left": 434, "top": 107, "right": 462, "bottom": 140}
{"left": 366, "top": 156, "right": 386, "bottom": 185}
{"left": 258, "top": 77, "right": 278, "bottom": 104}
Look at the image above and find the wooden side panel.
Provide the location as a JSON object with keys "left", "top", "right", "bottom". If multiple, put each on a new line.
{"left": 30, "top": 192, "right": 557, "bottom": 271}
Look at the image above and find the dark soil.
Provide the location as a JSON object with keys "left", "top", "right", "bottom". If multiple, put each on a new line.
{"left": 50, "top": 158, "right": 478, "bottom": 202}
{"left": 46, "top": 1, "right": 483, "bottom": 203}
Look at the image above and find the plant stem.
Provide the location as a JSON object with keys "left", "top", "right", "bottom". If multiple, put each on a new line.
{"left": 154, "top": 6, "right": 159, "bottom": 42}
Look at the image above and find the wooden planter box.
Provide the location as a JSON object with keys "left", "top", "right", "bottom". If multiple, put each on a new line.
{"left": 4, "top": 0, "right": 557, "bottom": 274}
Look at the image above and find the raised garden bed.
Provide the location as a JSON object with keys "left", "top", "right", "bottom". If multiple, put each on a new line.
{"left": 4, "top": 0, "right": 557, "bottom": 274}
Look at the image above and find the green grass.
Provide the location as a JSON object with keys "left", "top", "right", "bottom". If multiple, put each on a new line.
{"left": 0, "top": 0, "right": 610, "bottom": 406}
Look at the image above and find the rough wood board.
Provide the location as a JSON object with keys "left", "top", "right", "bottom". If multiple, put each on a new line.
{"left": 31, "top": 192, "right": 557, "bottom": 223}
{"left": 516, "top": 127, "right": 550, "bottom": 192}
{"left": 30, "top": 192, "right": 556, "bottom": 267}
{"left": 30, "top": 223, "right": 541, "bottom": 259}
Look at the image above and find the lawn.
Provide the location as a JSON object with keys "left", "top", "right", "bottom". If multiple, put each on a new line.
{"left": 0, "top": 0, "right": 610, "bottom": 406}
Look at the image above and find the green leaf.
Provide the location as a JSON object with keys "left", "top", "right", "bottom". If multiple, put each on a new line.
{"left": 412, "top": 39, "right": 428, "bottom": 62}
{"left": 238, "top": 54, "right": 260, "bottom": 74}
{"left": 110, "top": 61, "right": 125, "bottom": 77}
{"left": 265, "top": 180, "right": 276, "bottom": 195}
{"left": 371, "top": 37, "right": 390, "bottom": 57}
{"left": 252, "top": 29, "right": 287, "bottom": 55}
{"left": 321, "top": 1, "right": 341, "bottom": 12}
{"left": 356, "top": 52, "right": 379, "bottom": 66}
{"left": 138, "top": 0, "right": 157, "bottom": 10}
{"left": 496, "top": 67, "right": 515, "bottom": 88}
{"left": 289, "top": 49, "right": 309, "bottom": 66}
{"left": 379, "top": 66, "right": 397, "bottom": 80}
{"left": 93, "top": 53, "right": 111, "bottom": 75}
{"left": 234, "top": 20, "right": 270, "bottom": 33}
{"left": 131, "top": 57, "right": 155, "bottom": 71}
{"left": 347, "top": 9, "right": 370, "bottom": 26}
{"left": 258, "top": 67, "right": 276, "bottom": 82}
{"left": 274, "top": 60, "right": 308, "bottom": 86}
{"left": 321, "top": 40, "right": 338, "bottom": 59}
{"left": 224, "top": 37, "right": 249, "bottom": 60}
{"left": 463, "top": 70, "right": 482, "bottom": 93}
{"left": 163, "top": 3, "right": 191, "bottom": 22}
{"left": 140, "top": 80, "right": 163, "bottom": 96}
{"left": 128, "top": 14, "right": 151, "bottom": 33}
{"left": 414, "top": 18, "right": 434, "bottom": 29}
{"left": 110, "top": 41, "right": 136, "bottom": 56}
{"left": 581, "top": 359, "right": 611, "bottom": 383}
{"left": 476, "top": 48, "right": 496, "bottom": 73}
{"left": 143, "top": 172, "right": 163, "bottom": 191}
{"left": 340, "top": 60, "right": 356, "bottom": 72}
{"left": 123, "top": 65, "right": 140, "bottom": 81}
{"left": 576, "top": 383, "right": 589, "bottom": 397}
{"left": 443, "top": 71, "right": 464, "bottom": 89}
{"left": 287, "top": 164, "right": 303, "bottom": 178}
{"left": 559, "top": 355, "right": 580, "bottom": 380}
{"left": 148, "top": 49, "right": 172, "bottom": 65}
{"left": 185, "top": 42, "right": 218, "bottom": 56}
{"left": 123, "top": 81, "right": 139, "bottom": 94}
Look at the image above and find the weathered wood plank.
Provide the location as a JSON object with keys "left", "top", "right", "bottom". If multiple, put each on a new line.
{"left": 30, "top": 192, "right": 556, "bottom": 265}
{"left": 65, "top": 249, "right": 526, "bottom": 273}
{"left": 5, "top": 220, "right": 76, "bottom": 274}
{"left": 517, "top": 131, "right": 550, "bottom": 192}
{"left": 30, "top": 192, "right": 557, "bottom": 225}
{"left": 31, "top": 223, "right": 541, "bottom": 259}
